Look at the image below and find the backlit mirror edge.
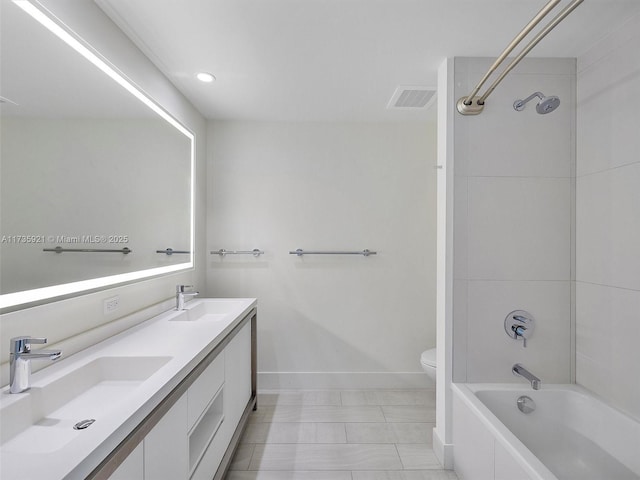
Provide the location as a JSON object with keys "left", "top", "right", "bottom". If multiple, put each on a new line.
{"left": 0, "top": 0, "right": 196, "bottom": 311}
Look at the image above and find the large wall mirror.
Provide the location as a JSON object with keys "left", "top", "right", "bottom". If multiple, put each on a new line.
{"left": 0, "top": 0, "right": 194, "bottom": 310}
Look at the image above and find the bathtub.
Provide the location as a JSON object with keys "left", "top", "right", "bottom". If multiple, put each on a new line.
{"left": 452, "top": 383, "right": 640, "bottom": 480}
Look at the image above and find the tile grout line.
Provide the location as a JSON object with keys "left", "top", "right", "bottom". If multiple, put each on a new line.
{"left": 394, "top": 442, "right": 406, "bottom": 471}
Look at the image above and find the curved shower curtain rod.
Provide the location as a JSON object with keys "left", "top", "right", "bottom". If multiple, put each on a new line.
{"left": 457, "top": 0, "right": 584, "bottom": 116}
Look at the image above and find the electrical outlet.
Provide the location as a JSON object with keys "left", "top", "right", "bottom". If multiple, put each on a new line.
{"left": 104, "top": 295, "right": 120, "bottom": 314}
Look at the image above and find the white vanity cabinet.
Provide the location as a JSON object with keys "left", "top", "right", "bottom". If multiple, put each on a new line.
{"left": 145, "top": 394, "right": 189, "bottom": 480}
{"left": 108, "top": 395, "right": 189, "bottom": 480}
{"left": 109, "top": 444, "right": 143, "bottom": 480}
{"left": 102, "top": 310, "right": 256, "bottom": 480}
{"left": 191, "top": 322, "right": 252, "bottom": 480}
{"left": 224, "top": 322, "right": 252, "bottom": 434}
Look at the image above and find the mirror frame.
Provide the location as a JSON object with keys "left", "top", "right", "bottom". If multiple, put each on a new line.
{"left": 0, "top": 0, "right": 195, "bottom": 310}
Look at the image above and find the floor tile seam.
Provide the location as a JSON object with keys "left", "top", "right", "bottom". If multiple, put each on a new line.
{"left": 249, "top": 420, "right": 390, "bottom": 424}
{"left": 243, "top": 468, "right": 401, "bottom": 473}
{"left": 266, "top": 404, "right": 386, "bottom": 407}
{"left": 344, "top": 421, "right": 435, "bottom": 424}
{"left": 342, "top": 404, "right": 434, "bottom": 407}
{"left": 256, "top": 412, "right": 384, "bottom": 423}
{"left": 247, "top": 442, "right": 350, "bottom": 445}
{"left": 246, "top": 420, "right": 348, "bottom": 425}
{"left": 394, "top": 443, "right": 406, "bottom": 470}
{"left": 245, "top": 442, "right": 410, "bottom": 447}
{"left": 259, "top": 389, "right": 434, "bottom": 393}
{"left": 259, "top": 403, "right": 343, "bottom": 406}
{"left": 246, "top": 441, "right": 434, "bottom": 445}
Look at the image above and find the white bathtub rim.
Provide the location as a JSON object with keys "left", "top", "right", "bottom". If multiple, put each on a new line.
{"left": 454, "top": 382, "right": 640, "bottom": 479}
{"left": 452, "top": 383, "right": 558, "bottom": 480}
{"left": 464, "top": 382, "right": 640, "bottom": 477}
{"left": 463, "top": 382, "right": 639, "bottom": 424}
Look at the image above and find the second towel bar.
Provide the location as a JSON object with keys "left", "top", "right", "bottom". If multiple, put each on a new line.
{"left": 156, "top": 248, "right": 190, "bottom": 255}
{"left": 289, "top": 249, "right": 376, "bottom": 257}
{"left": 211, "top": 249, "right": 264, "bottom": 257}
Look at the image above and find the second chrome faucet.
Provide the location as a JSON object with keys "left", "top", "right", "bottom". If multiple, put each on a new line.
{"left": 176, "top": 284, "right": 199, "bottom": 310}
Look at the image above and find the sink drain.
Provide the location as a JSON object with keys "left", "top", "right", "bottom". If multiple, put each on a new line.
{"left": 73, "top": 419, "right": 96, "bottom": 430}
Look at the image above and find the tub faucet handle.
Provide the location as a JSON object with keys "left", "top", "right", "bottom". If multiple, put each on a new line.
{"left": 511, "top": 325, "right": 528, "bottom": 347}
{"left": 505, "top": 310, "right": 535, "bottom": 348}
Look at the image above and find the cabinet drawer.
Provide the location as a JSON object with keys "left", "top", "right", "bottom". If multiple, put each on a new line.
{"left": 188, "top": 351, "right": 225, "bottom": 430}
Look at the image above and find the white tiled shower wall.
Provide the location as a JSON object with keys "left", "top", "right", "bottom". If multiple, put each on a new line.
{"left": 452, "top": 57, "right": 575, "bottom": 384}
{"left": 575, "top": 14, "right": 640, "bottom": 420}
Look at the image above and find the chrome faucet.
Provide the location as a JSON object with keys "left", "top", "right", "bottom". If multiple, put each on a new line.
{"left": 176, "top": 284, "right": 199, "bottom": 310}
{"left": 9, "top": 336, "right": 62, "bottom": 394}
{"left": 512, "top": 363, "right": 541, "bottom": 390}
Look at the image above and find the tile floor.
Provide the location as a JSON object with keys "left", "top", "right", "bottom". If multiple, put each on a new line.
{"left": 226, "top": 389, "right": 458, "bottom": 480}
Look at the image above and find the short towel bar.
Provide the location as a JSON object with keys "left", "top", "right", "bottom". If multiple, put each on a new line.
{"left": 211, "top": 249, "right": 264, "bottom": 257}
{"left": 289, "top": 249, "right": 376, "bottom": 257}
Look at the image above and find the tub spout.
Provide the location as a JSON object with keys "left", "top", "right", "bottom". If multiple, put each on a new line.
{"left": 512, "top": 363, "right": 541, "bottom": 390}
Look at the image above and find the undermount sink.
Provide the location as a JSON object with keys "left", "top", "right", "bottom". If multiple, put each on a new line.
{"left": 1, "top": 356, "right": 171, "bottom": 454}
{"left": 175, "top": 298, "right": 251, "bottom": 322}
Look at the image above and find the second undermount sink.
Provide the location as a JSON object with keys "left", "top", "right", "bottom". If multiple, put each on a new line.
{"left": 176, "top": 298, "right": 252, "bottom": 322}
{"left": 0, "top": 355, "right": 171, "bottom": 454}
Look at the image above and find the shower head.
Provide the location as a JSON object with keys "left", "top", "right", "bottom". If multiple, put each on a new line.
{"left": 513, "top": 92, "right": 560, "bottom": 114}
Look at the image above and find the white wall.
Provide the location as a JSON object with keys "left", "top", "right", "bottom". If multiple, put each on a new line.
{"left": 576, "top": 13, "right": 640, "bottom": 420}
{"left": 206, "top": 121, "right": 436, "bottom": 388}
{"left": 0, "top": 0, "right": 206, "bottom": 386}
{"left": 451, "top": 57, "right": 575, "bottom": 384}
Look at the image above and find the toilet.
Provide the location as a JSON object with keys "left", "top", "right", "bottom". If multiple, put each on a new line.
{"left": 420, "top": 348, "right": 437, "bottom": 383}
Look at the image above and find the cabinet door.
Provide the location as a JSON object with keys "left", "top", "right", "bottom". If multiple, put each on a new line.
{"left": 144, "top": 394, "right": 189, "bottom": 480}
{"left": 109, "top": 443, "right": 143, "bottom": 480}
{"left": 224, "top": 321, "right": 252, "bottom": 428}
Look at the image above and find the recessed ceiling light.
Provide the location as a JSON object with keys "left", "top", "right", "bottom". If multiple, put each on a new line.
{"left": 196, "top": 72, "right": 216, "bottom": 83}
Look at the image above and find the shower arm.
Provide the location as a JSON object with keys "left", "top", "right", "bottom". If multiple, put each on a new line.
{"left": 513, "top": 92, "right": 544, "bottom": 110}
{"left": 457, "top": 0, "right": 584, "bottom": 115}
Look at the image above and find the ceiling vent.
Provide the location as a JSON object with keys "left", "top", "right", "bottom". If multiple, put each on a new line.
{"left": 387, "top": 86, "right": 436, "bottom": 110}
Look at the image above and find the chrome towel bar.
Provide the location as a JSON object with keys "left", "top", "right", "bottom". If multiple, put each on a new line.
{"left": 43, "top": 246, "right": 132, "bottom": 254}
{"left": 211, "top": 249, "right": 264, "bottom": 257}
{"left": 156, "top": 248, "right": 190, "bottom": 255}
{"left": 289, "top": 249, "right": 376, "bottom": 257}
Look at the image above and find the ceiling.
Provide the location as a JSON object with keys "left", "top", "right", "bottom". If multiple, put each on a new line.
{"left": 97, "top": 0, "right": 640, "bottom": 122}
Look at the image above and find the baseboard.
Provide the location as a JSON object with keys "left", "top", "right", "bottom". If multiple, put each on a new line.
{"left": 433, "top": 427, "right": 454, "bottom": 470}
{"left": 257, "top": 371, "right": 433, "bottom": 390}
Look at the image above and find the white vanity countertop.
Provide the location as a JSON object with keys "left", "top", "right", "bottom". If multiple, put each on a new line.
{"left": 0, "top": 297, "right": 257, "bottom": 480}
